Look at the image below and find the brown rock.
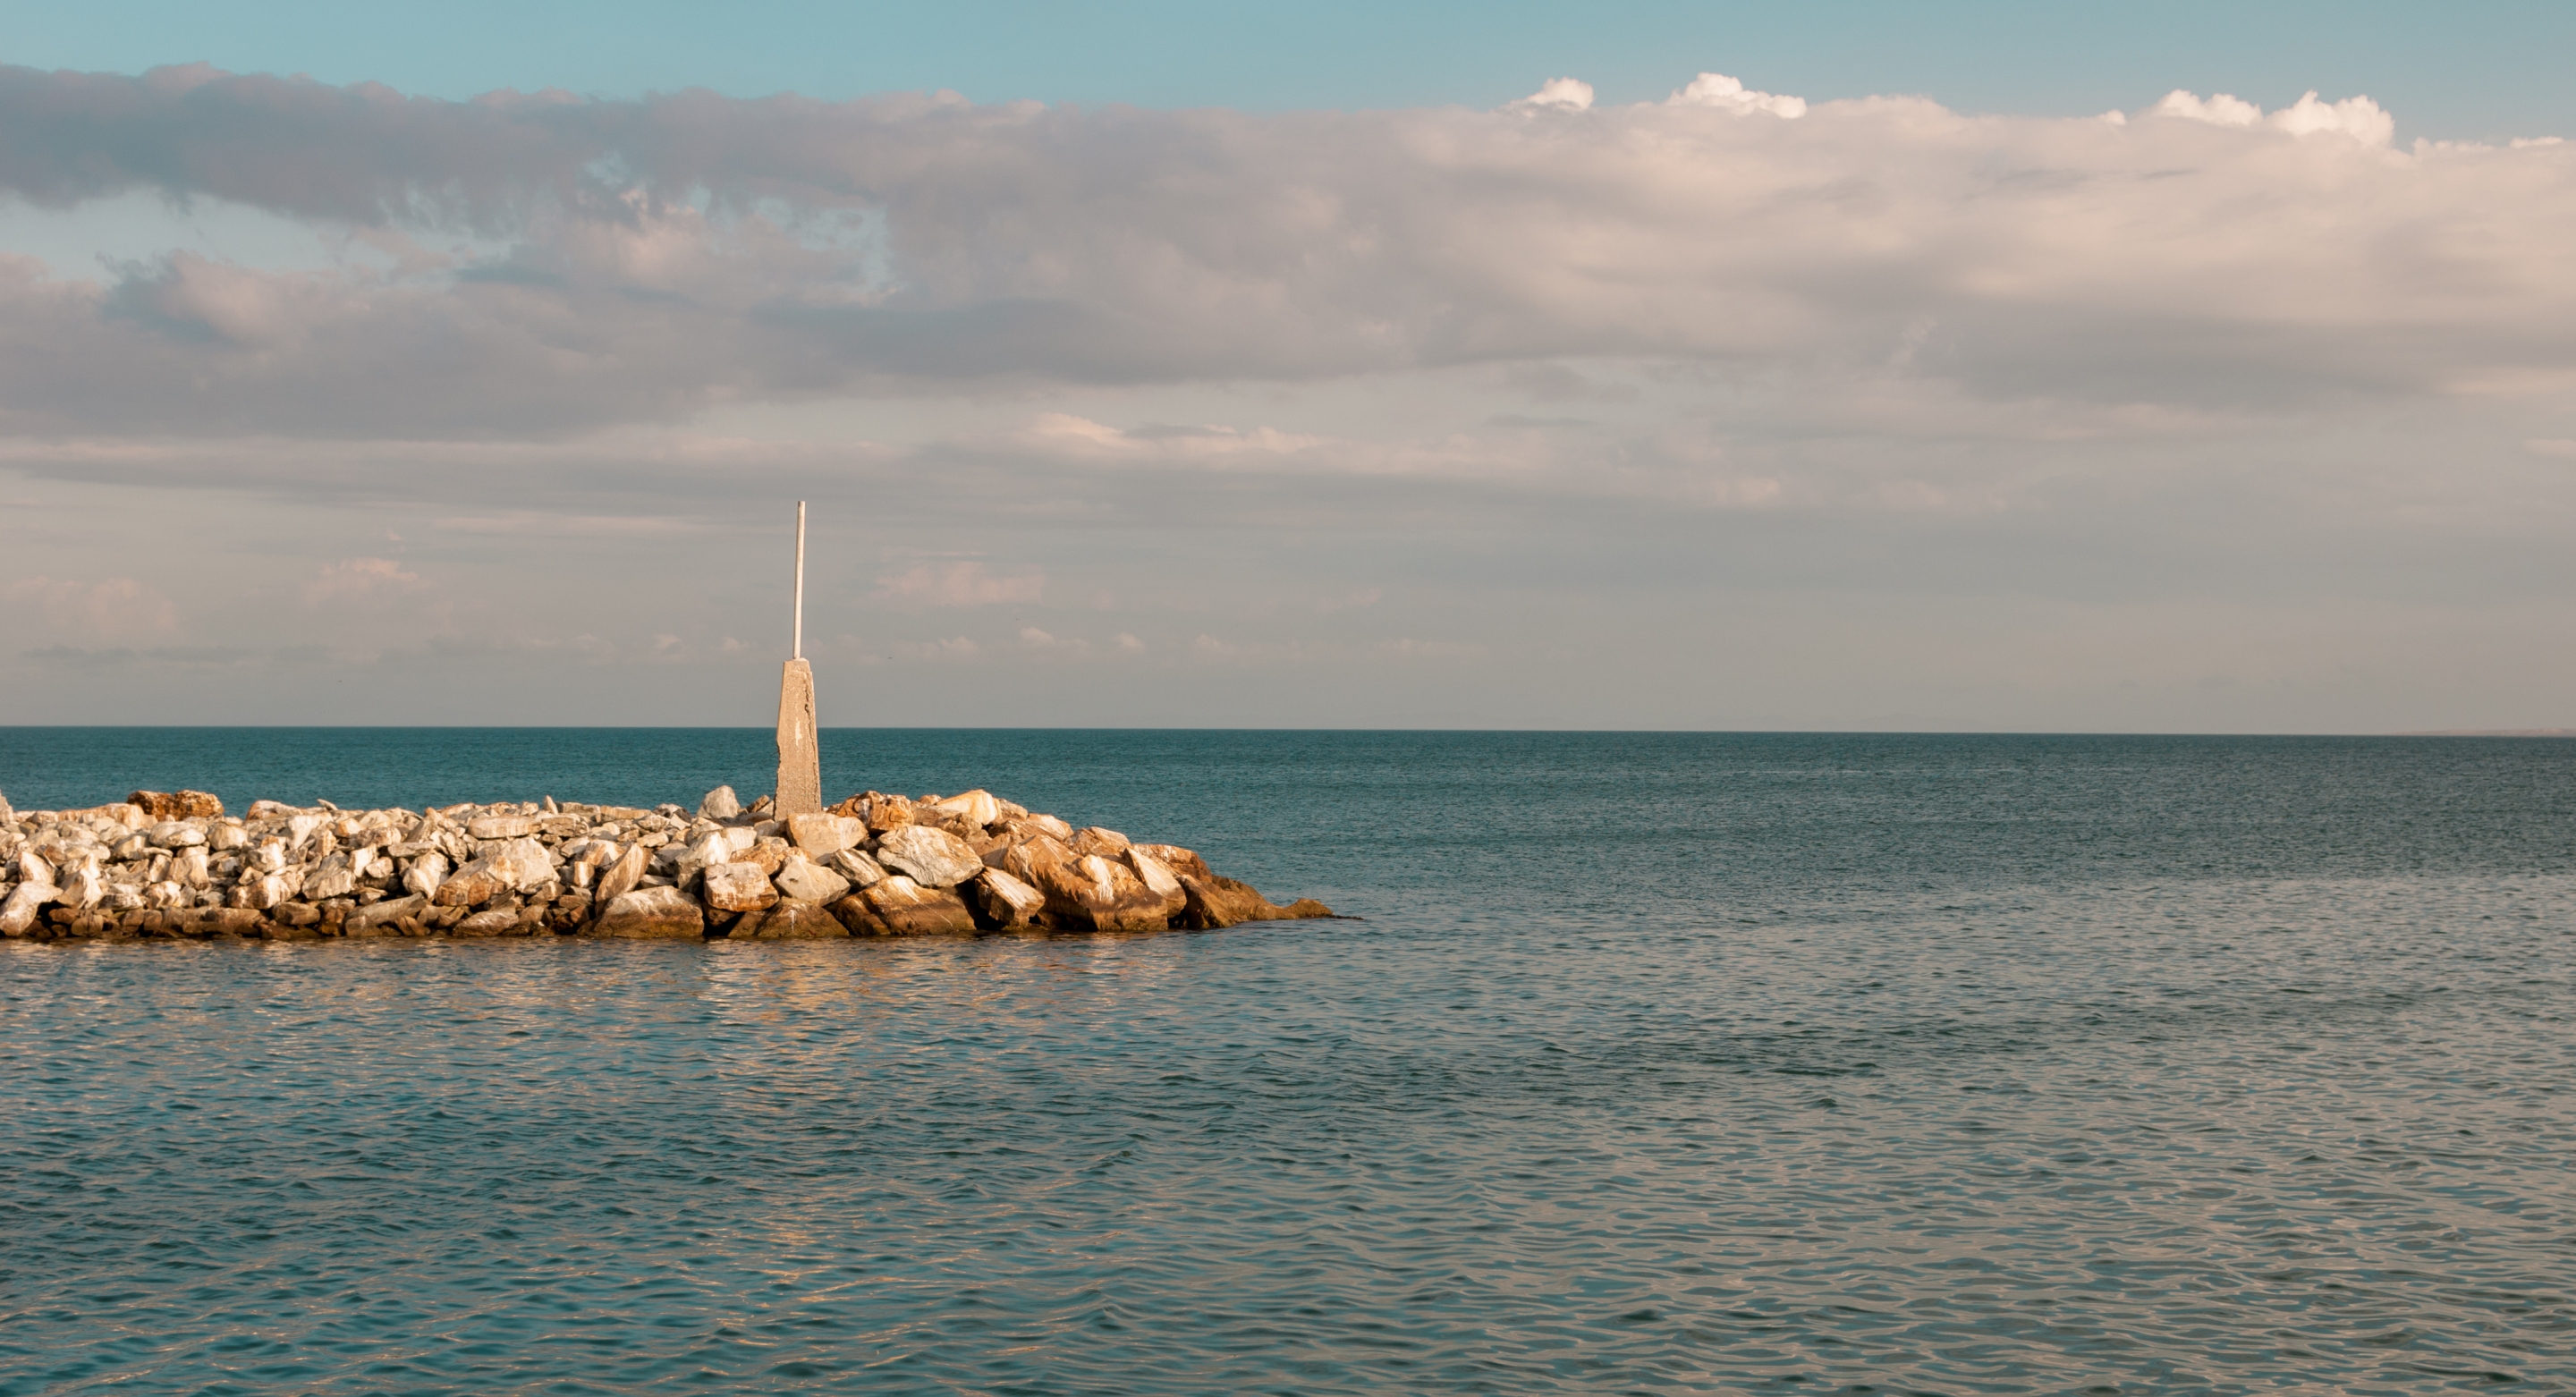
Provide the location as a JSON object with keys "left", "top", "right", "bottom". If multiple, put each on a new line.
{"left": 466, "top": 814, "right": 538, "bottom": 840}
{"left": 1069, "top": 826, "right": 1132, "bottom": 859}
{"left": 129, "top": 790, "right": 225, "bottom": 819}
{"left": 453, "top": 910, "right": 519, "bottom": 936}
{"left": 701, "top": 860, "right": 781, "bottom": 913}
{"left": 594, "top": 885, "right": 706, "bottom": 939}
{"left": 862, "top": 794, "right": 915, "bottom": 834}
{"left": 1030, "top": 852, "right": 1169, "bottom": 933}
{"left": 272, "top": 901, "right": 322, "bottom": 927}
{"left": 1123, "top": 847, "right": 1188, "bottom": 918}
{"left": 964, "top": 868, "right": 1046, "bottom": 931}
{"left": 346, "top": 893, "right": 427, "bottom": 934}
{"left": 734, "top": 836, "right": 792, "bottom": 876}
{"left": 826, "top": 893, "right": 893, "bottom": 936}
{"left": 432, "top": 861, "right": 509, "bottom": 908}
{"left": 1174, "top": 874, "right": 1335, "bottom": 930}
{"left": 165, "top": 907, "right": 268, "bottom": 938}
{"left": 1133, "top": 843, "right": 1212, "bottom": 881}
{"left": 734, "top": 898, "right": 847, "bottom": 939}
{"left": 858, "top": 875, "right": 979, "bottom": 936}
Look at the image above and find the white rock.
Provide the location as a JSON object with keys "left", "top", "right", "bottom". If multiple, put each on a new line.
{"left": 0, "top": 881, "right": 55, "bottom": 936}
{"left": 148, "top": 821, "right": 206, "bottom": 849}
{"left": 14, "top": 849, "right": 53, "bottom": 885}
{"left": 873, "top": 826, "right": 987, "bottom": 888}
{"left": 826, "top": 848, "right": 887, "bottom": 889}
{"left": 145, "top": 881, "right": 189, "bottom": 909}
{"left": 208, "top": 823, "right": 250, "bottom": 852}
{"left": 174, "top": 846, "right": 211, "bottom": 889}
{"left": 286, "top": 813, "right": 329, "bottom": 851}
{"left": 230, "top": 869, "right": 298, "bottom": 910}
{"left": 787, "top": 812, "right": 865, "bottom": 858}
{"left": 700, "top": 860, "right": 779, "bottom": 913}
{"left": 466, "top": 814, "right": 538, "bottom": 840}
{"left": 771, "top": 853, "right": 852, "bottom": 904}
{"left": 403, "top": 851, "right": 449, "bottom": 900}
{"left": 928, "top": 789, "right": 1001, "bottom": 828}
{"left": 698, "top": 786, "right": 742, "bottom": 820}
{"left": 484, "top": 836, "right": 560, "bottom": 893}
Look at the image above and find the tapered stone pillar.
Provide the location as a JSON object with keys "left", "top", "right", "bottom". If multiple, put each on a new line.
{"left": 776, "top": 657, "right": 821, "bottom": 816}
{"left": 773, "top": 500, "right": 823, "bottom": 817}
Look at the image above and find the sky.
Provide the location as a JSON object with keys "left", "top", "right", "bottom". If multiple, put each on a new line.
{"left": 2, "top": 2, "right": 2573, "bottom": 731}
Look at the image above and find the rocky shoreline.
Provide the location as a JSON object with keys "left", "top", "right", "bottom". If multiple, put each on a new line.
{"left": 0, "top": 786, "right": 1334, "bottom": 944}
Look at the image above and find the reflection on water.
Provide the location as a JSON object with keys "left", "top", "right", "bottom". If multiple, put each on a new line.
{"left": 4, "top": 733, "right": 2574, "bottom": 1393}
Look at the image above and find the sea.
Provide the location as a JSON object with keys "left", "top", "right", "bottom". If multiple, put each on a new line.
{"left": 1, "top": 730, "right": 2570, "bottom": 1395}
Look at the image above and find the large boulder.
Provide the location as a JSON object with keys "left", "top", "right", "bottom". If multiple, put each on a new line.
{"left": 826, "top": 893, "right": 890, "bottom": 936}
{"left": 733, "top": 899, "right": 846, "bottom": 939}
{"left": 1123, "top": 847, "right": 1187, "bottom": 918}
{"left": 926, "top": 789, "right": 1000, "bottom": 828}
{"left": 345, "top": 894, "right": 425, "bottom": 935}
{"left": 964, "top": 868, "right": 1046, "bottom": 931}
{"left": 874, "top": 826, "right": 985, "bottom": 888}
{"left": 594, "top": 843, "right": 648, "bottom": 906}
{"left": 786, "top": 812, "right": 864, "bottom": 859}
{"left": 698, "top": 786, "right": 741, "bottom": 821}
{"left": 858, "top": 875, "right": 979, "bottom": 935}
{"left": 826, "top": 848, "right": 887, "bottom": 889}
{"left": 147, "top": 821, "right": 207, "bottom": 850}
{"left": 402, "top": 851, "right": 450, "bottom": 900}
{"left": 771, "top": 853, "right": 851, "bottom": 904}
{"left": 129, "top": 790, "right": 224, "bottom": 819}
{"left": 594, "top": 885, "right": 706, "bottom": 939}
{"left": 1069, "top": 826, "right": 1131, "bottom": 858}
{"left": 1133, "top": 843, "right": 1212, "bottom": 881}
{"left": 701, "top": 860, "right": 780, "bottom": 914}
{"left": 453, "top": 909, "right": 521, "bottom": 936}
{"left": 1175, "top": 874, "right": 1336, "bottom": 930}
{"left": 1028, "top": 851, "right": 1169, "bottom": 933}
{"left": 228, "top": 868, "right": 297, "bottom": 911}
{"left": 465, "top": 814, "right": 537, "bottom": 840}
{"left": 860, "top": 794, "right": 914, "bottom": 834}
{"left": 0, "top": 881, "right": 55, "bottom": 936}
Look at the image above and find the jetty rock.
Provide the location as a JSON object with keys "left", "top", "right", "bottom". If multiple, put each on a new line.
{"left": 0, "top": 785, "right": 1334, "bottom": 944}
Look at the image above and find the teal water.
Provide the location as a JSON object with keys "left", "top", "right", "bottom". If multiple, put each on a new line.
{"left": 3, "top": 732, "right": 2572, "bottom": 1393}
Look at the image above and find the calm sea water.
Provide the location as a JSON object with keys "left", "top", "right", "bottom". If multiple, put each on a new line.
{"left": 3, "top": 731, "right": 2572, "bottom": 1395}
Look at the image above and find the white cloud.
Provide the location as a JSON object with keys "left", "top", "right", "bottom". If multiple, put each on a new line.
{"left": 4, "top": 575, "right": 177, "bottom": 635}
{"left": 2148, "top": 88, "right": 2394, "bottom": 145}
{"left": 301, "top": 556, "right": 423, "bottom": 605}
{"left": 1667, "top": 72, "right": 1805, "bottom": 119}
{"left": 870, "top": 562, "right": 1045, "bottom": 607}
{"left": 1513, "top": 78, "right": 1594, "bottom": 112}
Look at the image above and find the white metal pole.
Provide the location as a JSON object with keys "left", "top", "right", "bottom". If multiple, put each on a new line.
{"left": 792, "top": 501, "right": 806, "bottom": 660}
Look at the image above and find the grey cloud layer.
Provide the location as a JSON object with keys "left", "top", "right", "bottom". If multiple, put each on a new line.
{"left": 2, "top": 64, "right": 2572, "bottom": 438}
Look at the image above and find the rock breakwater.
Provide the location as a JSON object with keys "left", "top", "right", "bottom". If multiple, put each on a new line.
{"left": 0, "top": 785, "right": 1333, "bottom": 943}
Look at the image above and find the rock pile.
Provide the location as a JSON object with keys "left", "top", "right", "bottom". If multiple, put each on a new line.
{"left": 0, "top": 785, "right": 1333, "bottom": 944}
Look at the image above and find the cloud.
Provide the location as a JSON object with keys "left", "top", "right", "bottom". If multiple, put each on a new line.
{"left": 2149, "top": 88, "right": 2394, "bottom": 145}
{"left": 4, "top": 575, "right": 177, "bottom": 634}
{"left": 1512, "top": 78, "right": 1595, "bottom": 113}
{"left": 1667, "top": 72, "right": 1805, "bottom": 119}
{"left": 0, "top": 64, "right": 2556, "bottom": 443}
{"left": 302, "top": 556, "right": 424, "bottom": 605}
{"left": 871, "top": 561, "right": 1045, "bottom": 607}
